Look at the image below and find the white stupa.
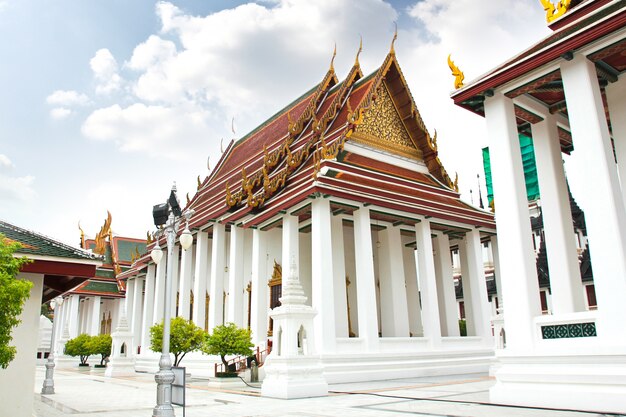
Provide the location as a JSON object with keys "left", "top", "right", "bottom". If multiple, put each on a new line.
{"left": 261, "top": 260, "right": 328, "bottom": 399}
{"left": 105, "top": 303, "right": 135, "bottom": 377}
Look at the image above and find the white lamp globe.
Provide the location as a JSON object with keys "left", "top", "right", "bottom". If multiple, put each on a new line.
{"left": 180, "top": 228, "right": 193, "bottom": 250}
{"left": 151, "top": 243, "right": 163, "bottom": 264}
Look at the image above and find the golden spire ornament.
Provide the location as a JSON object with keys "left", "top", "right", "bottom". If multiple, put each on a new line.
{"left": 389, "top": 23, "right": 398, "bottom": 54}
{"left": 447, "top": 54, "right": 465, "bottom": 89}
{"left": 540, "top": 0, "right": 571, "bottom": 23}
{"left": 330, "top": 43, "right": 337, "bottom": 71}
{"left": 355, "top": 36, "right": 363, "bottom": 66}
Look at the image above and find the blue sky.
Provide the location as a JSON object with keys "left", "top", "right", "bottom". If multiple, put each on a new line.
{"left": 0, "top": 0, "right": 551, "bottom": 245}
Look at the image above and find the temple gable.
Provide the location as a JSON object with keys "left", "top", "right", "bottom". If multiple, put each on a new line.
{"left": 352, "top": 82, "right": 423, "bottom": 161}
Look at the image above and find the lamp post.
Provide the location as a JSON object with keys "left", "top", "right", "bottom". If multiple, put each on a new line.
{"left": 151, "top": 183, "right": 193, "bottom": 417}
{"left": 41, "top": 297, "right": 62, "bottom": 395}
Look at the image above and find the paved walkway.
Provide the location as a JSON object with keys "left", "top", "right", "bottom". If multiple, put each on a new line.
{"left": 33, "top": 366, "right": 618, "bottom": 417}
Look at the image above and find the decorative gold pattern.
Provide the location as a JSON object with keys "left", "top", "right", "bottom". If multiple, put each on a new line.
{"left": 447, "top": 54, "right": 465, "bottom": 89}
{"left": 355, "top": 83, "right": 423, "bottom": 160}
{"left": 197, "top": 175, "right": 202, "bottom": 191}
{"left": 268, "top": 260, "right": 282, "bottom": 287}
{"left": 540, "top": 0, "right": 571, "bottom": 23}
{"left": 94, "top": 211, "right": 112, "bottom": 255}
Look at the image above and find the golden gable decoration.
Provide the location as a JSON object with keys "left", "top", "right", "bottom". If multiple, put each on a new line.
{"left": 353, "top": 82, "right": 423, "bottom": 160}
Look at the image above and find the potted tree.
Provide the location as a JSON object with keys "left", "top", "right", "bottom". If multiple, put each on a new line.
{"left": 88, "top": 334, "right": 112, "bottom": 368}
{"left": 150, "top": 317, "right": 205, "bottom": 366}
{"left": 64, "top": 334, "right": 93, "bottom": 367}
{"left": 202, "top": 323, "right": 253, "bottom": 378}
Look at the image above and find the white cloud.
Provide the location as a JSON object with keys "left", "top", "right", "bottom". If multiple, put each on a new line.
{"left": 127, "top": 35, "right": 177, "bottom": 71}
{"left": 50, "top": 107, "right": 72, "bottom": 119}
{"left": 46, "top": 89, "right": 89, "bottom": 106}
{"left": 0, "top": 154, "right": 13, "bottom": 170}
{"left": 90, "top": 48, "right": 122, "bottom": 94}
{"left": 0, "top": 174, "right": 36, "bottom": 202}
{"left": 81, "top": 102, "right": 217, "bottom": 160}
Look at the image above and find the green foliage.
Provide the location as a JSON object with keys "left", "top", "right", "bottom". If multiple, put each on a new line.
{"left": 64, "top": 333, "right": 93, "bottom": 365}
{"left": 88, "top": 334, "right": 112, "bottom": 366}
{"left": 0, "top": 234, "right": 33, "bottom": 368}
{"left": 150, "top": 317, "right": 205, "bottom": 366}
{"left": 459, "top": 319, "right": 467, "bottom": 337}
{"left": 202, "top": 322, "right": 253, "bottom": 369}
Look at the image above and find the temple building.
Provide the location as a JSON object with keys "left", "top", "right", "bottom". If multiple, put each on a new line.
{"left": 51, "top": 213, "right": 146, "bottom": 364}
{"left": 0, "top": 220, "right": 101, "bottom": 417}
{"left": 121, "top": 41, "right": 500, "bottom": 383}
{"left": 451, "top": 0, "right": 626, "bottom": 412}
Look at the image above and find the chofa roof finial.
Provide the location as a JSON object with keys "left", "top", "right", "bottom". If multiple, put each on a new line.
{"left": 330, "top": 42, "right": 337, "bottom": 72}
{"left": 390, "top": 22, "right": 398, "bottom": 54}
{"left": 355, "top": 35, "right": 363, "bottom": 67}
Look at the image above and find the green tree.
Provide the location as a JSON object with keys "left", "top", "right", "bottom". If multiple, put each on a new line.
{"left": 64, "top": 333, "right": 93, "bottom": 365}
{"left": 88, "top": 334, "right": 112, "bottom": 366}
{"left": 201, "top": 322, "right": 253, "bottom": 371}
{"left": 0, "top": 234, "right": 33, "bottom": 368}
{"left": 150, "top": 317, "right": 205, "bottom": 366}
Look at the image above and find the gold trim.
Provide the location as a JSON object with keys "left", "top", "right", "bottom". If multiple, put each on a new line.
{"left": 350, "top": 131, "right": 422, "bottom": 160}
{"left": 540, "top": 0, "right": 571, "bottom": 23}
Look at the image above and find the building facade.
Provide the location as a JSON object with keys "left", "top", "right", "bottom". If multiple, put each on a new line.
{"left": 451, "top": 0, "right": 626, "bottom": 412}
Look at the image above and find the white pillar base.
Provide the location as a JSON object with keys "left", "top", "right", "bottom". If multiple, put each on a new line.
{"left": 491, "top": 350, "right": 626, "bottom": 413}
{"left": 104, "top": 356, "right": 136, "bottom": 377}
{"left": 261, "top": 355, "right": 328, "bottom": 399}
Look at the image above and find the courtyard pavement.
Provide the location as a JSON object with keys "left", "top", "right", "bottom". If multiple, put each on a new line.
{"left": 33, "top": 366, "right": 622, "bottom": 417}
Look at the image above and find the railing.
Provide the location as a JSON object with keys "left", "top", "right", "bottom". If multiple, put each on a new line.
{"left": 214, "top": 345, "right": 271, "bottom": 375}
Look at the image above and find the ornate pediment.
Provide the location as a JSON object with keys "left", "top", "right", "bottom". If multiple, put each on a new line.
{"left": 352, "top": 82, "right": 423, "bottom": 161}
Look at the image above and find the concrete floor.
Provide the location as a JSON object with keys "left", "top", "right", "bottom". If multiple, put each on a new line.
{"left": 33, "top": 366, "right": 622, "bottom": 417}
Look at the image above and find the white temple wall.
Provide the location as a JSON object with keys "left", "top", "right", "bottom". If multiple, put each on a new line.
{"left": 242, "top": 229, "right": 253, "bottom": 327}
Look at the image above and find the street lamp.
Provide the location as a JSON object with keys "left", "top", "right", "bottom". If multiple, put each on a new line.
{"left": 41, "top": 297, "right": 63, "bottom": 395}
{"left": 151, "top": 183, "right": 193, "bottom": 417}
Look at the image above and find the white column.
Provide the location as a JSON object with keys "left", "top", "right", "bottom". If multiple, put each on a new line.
{"left": 140, "top": 264, "right": 156, "bottom": 351}
{"left": 209, "top": 223, "right": 226, "bottom": 332}
{"left": 331, "top": 215, "right": 349, "bottom": 338}
{"left": 352, "top": 206, "right": 379, "bottom": 350}
{"left": 561, "top": 55, "right": 626, "bottom": 339}
{"left": 152, "top": 251, "right": 167, "bottom": 325}
{"left": 532, "top": 116, "right": 586, "bottom": 313}
{"left": 311, "top": 198, "right": 337, "bottom": 352}
{"left": 178, "top": 243, "right": 194, "bottom": 320}
{"left": 228, "top": 226, "right": 245, "bottom": 327}
{"left": 251, "top": 228, "right": 268, "bottom": 346}
{"left": 484, "top": 92, "right": 542, "bottom": 351}
{"left": 490, "top": 236, "right": 503, "bottom": 309}
{"left": 169, "top": 244, "right": 180, "bottom": 319}
{"left": 125, "top": 279, "right": 135, "bottom": 330}
{"left": 67, "top": 294, "right": 80, "bottom": 339}
{"left": 89, "top": 296, "right": 101, "bottom": 335}
{"left": 192, "top": 231, "right": 209, "bottom": 329}
{"left": 404, "top": 247, "right": 423, "bottom": 336}
{"left": 606, "top": 75, "right": 626, "bottom": 204}
{"left": 282, "top": 214, "right": 299, "bottom": 276}
{"left": 462, "top": 229, "right": 492, "bottom": 339}
{"left": 415, "top": 220, "right": 442, "bottom": 345}
{"left": 378, "top": 225, "right": 410, "bottom": 337}
{"left": 52, "top": 302, "right": 64, "bottom": 354}
{"left": 434, "top": 233, "right": 460, "bottom": 337}
{"left": 131, "top": 276, "right": 144, "bottom": 355}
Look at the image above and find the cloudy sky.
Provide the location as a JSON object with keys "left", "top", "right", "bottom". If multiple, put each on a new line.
{"left": 0, "top": 0, "right": 551, "bottom": 245}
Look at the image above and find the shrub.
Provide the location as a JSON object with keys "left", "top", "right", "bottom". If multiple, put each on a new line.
{"left": 64, "top": 334, "right": 93, "bottom": 365}
{"left": 150, "top": 317, "right": 205, "bottom": 366}
{"left": 459, "top": 319, "right": 467, "bottom": 337}
{"left": 201, "top": 323, "right": 253, "bottom": 371}
{"left": 88, "top": 334, "right": 112, "bottom": 366}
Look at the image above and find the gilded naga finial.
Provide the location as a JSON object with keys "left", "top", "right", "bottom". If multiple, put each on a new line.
{"left": 330, "top": 43, "right": 337, "bottom": 71}
{"left": 78, "top": 221, "right": 85, "bottom": 249}
{"left": 197, "top": 175, "right": 202, "bottom": 190}
{"left": 447, "top": 54, "right": 465, "bottom": 89}
{"left": 231, "top": 116, "right": 236, "bottom": 135}
{"left": 390, "top": 22, "right": 398, "bottom": 54}
{"left": 94, "top": 211, "right": 112, "bottom": 255}
{"left": 355, "top": 36, "right": 363, "bottom": 66}
{"left": 220, "top": 138, "right": 224, "bottom": 153}
{"left": 186, "top": 192, "right": 190, "bottom": 205}
{"left": 540, "top": 0, "right": 571, "bottom": 23}
{"left": 453, "top": 172, "right": 459, "bottom": 193}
